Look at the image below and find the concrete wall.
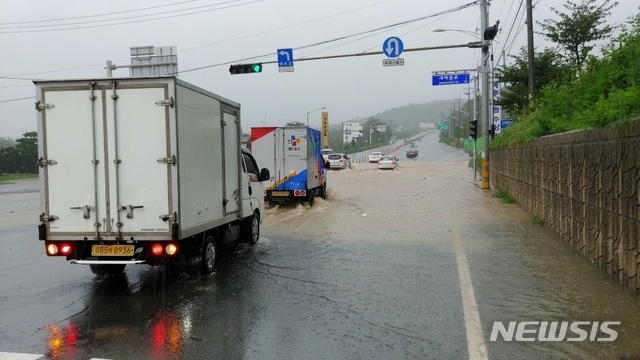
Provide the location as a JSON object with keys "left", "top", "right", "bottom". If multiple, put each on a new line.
{"left": 491, "top": 122, "right": 640, "bottom": 296}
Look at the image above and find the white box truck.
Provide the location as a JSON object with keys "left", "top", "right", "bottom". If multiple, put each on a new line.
{"left": 34, "top": 76, "right": 270, "bottom": 276}
{"left": 250, "top": 126, "right": 328, "bottom": 207}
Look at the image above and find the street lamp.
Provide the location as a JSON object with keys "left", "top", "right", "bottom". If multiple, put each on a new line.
{"left": 306, "top": 106, "right": 326, "bottom": 127}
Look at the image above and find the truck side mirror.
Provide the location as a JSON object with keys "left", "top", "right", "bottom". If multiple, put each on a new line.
{"left": 324, "top": 161, "right": 331, "bottom": 169}
{"left": 259, "top": 168, "right": 270, "bottom": 182}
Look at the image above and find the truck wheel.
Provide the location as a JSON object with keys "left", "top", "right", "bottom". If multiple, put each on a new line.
{"left": 319, "top": 184, "right": 327, "bottom": 199}
{"left": 90, "top": 264, "right": 126, "bottom": 276}
{"left": 248, "top": 211, "right": 260, "bottom": 246}
{"left": 308, "top": 191, "right": 315, "bottom": 207}
{"left": 201, "top": 235, "right": 218, "bottom": 275}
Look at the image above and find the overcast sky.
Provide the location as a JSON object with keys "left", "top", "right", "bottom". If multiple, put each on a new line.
{"left": 1, "top": 0, "right": 638, "bottom": 138}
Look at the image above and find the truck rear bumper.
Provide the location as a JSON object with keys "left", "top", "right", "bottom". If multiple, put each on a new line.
{"left": 70, "top": 260, "right": 146, "bottom": 265}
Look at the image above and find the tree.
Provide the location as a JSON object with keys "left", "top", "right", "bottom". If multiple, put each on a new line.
{"left": 497, "top": 47, "right": 568, "bottom": 116}
{"left": 15, "top": 131, "right": 38, "bottom": 173}
{"left": 285, "top": 121, "right": 305, "bottom": 127}
{"left": 538, "top": 0, "right": 618, "bottom": 69}
{"left": 0, "top": 137, "right": 15, "bottom": 149}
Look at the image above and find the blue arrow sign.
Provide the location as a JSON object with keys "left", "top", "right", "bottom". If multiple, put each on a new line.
{"left": 382, "top": 37, "right": 404, "bottom": 58}
{"left": 277, "top": 48, "right": 294, "bottom": 69}
{"left": 432, "top": 73, "right": 470, "bottom": 86}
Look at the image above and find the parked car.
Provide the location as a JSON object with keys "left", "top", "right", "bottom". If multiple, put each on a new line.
{"left": 368, "top": 151, "right": 383, "bottom": 163}
{"left": 377, "top": 156, "right": 398, "bottom": 170}
{"left": 327, "top": 153, "right": 351, "bottom": 169}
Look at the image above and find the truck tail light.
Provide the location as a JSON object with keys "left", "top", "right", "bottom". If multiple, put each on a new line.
{"left": 60, "top": 244, "right": 73, "bottom": 255}
{"left": 47, "top": 243, "right": 59, "bottom": 255}
{"left": 46, "top": 242, "right": 73, "bottom": 256}
{"left": 151, "top": 244, "right": 164, "bottom": 256}
{"left": 165, "top": 243, "right": 178, "bottom": 255}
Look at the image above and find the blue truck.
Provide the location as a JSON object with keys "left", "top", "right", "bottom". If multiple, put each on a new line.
{"left": 251, "top": 126, "right": 328, "bottom": 206}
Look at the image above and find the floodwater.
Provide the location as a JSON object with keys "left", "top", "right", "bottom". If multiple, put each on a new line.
{"left": 1, "top": 133, "right": 639, "bottom": 359}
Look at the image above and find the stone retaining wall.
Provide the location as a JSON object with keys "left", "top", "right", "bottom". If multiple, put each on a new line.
{"left": 491, "top": 122, "right": 640, "bottom": 296}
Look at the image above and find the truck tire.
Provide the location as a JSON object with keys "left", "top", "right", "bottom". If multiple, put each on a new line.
{"left": 247, "top": 211, "right": 260, "bottom": 246}
{"left": 319, "top": 184, "right": 327, "bottom": 199}
{"left": 201, "top": 235, "right": 218, "bottom": 275}
{"left": 308, "top": 191, "right": 315, "bottom": 207}
{"left": 90, "top": 264, "right": 126, "bottom": 276}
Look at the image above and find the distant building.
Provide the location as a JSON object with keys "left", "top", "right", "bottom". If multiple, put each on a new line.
{"left": 343, "top": 122, "right": 363, "bottom": 144}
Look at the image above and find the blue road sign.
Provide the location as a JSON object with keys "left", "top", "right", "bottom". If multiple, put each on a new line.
{"left": 277, "top": 48, "right": 294, "bottom": 71}
{"left": 432, "top": 73, "right": 470, "bottom": 86}
{"left": 382, "top": 37, "right": 404, "bottom": 58}
{"left": 501, "top": 119, "right": 514, "bottom": 129}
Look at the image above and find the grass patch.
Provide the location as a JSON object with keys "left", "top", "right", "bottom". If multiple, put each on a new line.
{"left": 495, "top": 190, "right": 516, "bottom": 204}
{"left": 532, "top": 216, "right": 545, "bottom": 226}
{"left": 0, "top": 173, "right": 38, "bottom": 184}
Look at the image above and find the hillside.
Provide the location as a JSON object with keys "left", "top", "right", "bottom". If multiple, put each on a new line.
{"left": 329, "top": 99, "right": 453, "bottom": 131}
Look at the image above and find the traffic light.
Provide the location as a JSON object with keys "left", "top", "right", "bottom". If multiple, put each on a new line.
{"left": 229, "top": 63, "right": 263, "bottom": 75}
{"left": 469, "top": 120, "right": 478, "bottom": 140}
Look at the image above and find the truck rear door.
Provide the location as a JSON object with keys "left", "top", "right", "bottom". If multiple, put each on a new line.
{"left": 39, "top": 81, "right": 173, "bottom": 240}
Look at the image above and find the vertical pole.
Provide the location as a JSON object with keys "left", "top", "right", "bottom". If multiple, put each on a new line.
{"left": 106, "top": 60, "right": 113, "bottom": 77}
{"left": 473, "top": 74, "right": 478, "bottom": 181}
{"left": 480, "top": 0, "right": 491, "bottom": 190}
{"left": 526, "top": 0, "right": 535, "bottom": 101}
{"left": 458, "top": 95, "right": 462, "bottom": 139}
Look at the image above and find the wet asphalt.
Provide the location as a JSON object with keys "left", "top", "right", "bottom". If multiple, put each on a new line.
{"left": 1, "top": 132, "right": 639, "bottom": 360}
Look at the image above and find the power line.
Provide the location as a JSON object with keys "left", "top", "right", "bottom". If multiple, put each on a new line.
{"left": 0, "top": 96, "right": 35, "bottom": 103}
{"left": 0, "top": 0, "right": 243, "bottom": 29}
{"left": 0, "top": 0, "right": 264, "bottom": 34}
{"left": 0, "top": 0, "right": 206, "bottom": 25}
{"left": 497, "top": 0, "right": 525, "bottom": 60}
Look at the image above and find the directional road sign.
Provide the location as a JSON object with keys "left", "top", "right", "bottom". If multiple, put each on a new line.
{"left": 501, "top": 119, "right": 513, "bottom": 129}
{"left": 277, "top": 48, "right": 294, "bottom": 73}
{"left": 432, "top": 73, "right": 470, "bottom": 86}
{"left": 382, "top": 37, "right": 404, "bottom": 58}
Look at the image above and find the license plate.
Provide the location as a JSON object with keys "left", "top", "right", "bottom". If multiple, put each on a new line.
{"left": 271, "top": 191, "right": 290, "bottom": 196}
{"left": 91, "top": 245, "right": 135, "bottom": 257}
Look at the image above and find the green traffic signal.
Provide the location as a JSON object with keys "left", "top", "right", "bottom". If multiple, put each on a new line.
{"left": 229, "top": 63, "right": 263, "bottom": 75}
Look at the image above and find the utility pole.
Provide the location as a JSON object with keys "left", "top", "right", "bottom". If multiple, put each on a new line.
{"left": 480, "top": 0, "right": 491, "bottom": 190}
{"left": 473, "top": 74, "right": 478, "bottom": 181}
{"left": 526, "top": 0, "right": 535, "bottom": 101}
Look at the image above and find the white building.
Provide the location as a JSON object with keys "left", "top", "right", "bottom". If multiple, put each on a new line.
{"left": 343, "top": 122, "right": 363, "bottom": 144}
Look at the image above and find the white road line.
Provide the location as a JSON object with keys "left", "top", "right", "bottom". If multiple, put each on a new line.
{"left": 0, "top": 353, "right": 111, "bottom": 360}
{"left": 0, "top": 353, "right": 44, "bottom": 360}
{"left": 454, "top": 231, "right": 489, "bottom": 360}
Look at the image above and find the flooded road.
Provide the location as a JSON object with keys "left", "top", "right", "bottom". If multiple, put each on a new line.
{"left": 1, "top": 133, "right": 639, "bottom": 359}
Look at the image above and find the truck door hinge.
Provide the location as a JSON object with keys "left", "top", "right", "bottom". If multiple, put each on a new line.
{"left": 40, "top": 213, "right": 59, "bottom": 222}
{"left": 159, "top": 213, "right": 177, "bottom": 222}
{"left": 35, "top": 101, "right": 55, "bottom": 111}
{"left": 156, "top": 97, "right": 174, "bottom": 108}
{"left": 157, "top": 155, "right": 176, "bottom": 165}
{"left": 37, "top": 157, "right": 57, "bottom": 167}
